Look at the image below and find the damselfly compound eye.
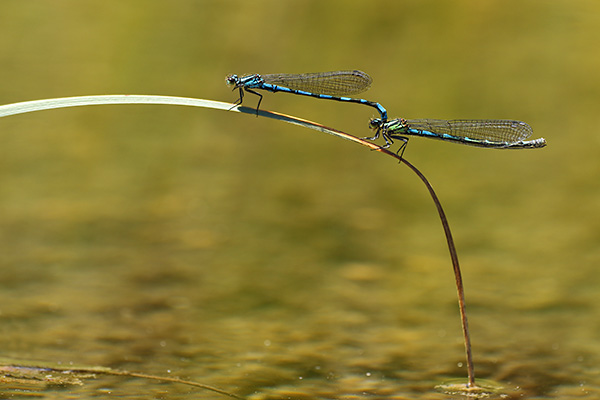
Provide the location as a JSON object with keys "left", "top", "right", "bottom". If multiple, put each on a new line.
{"left": 225, "top": 75, "right": 238, "bottom": 86}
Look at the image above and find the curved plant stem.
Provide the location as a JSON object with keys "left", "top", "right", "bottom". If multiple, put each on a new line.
{"left": 398, "top": 158, "right": 475, "bottom": 388}
{"left": 0, "top": 359, "right": 244, "bottom": 399}
{"left": 1, "top": 94, "right": 476, "bottom": 389}
{"left": 106, "top": 369, "right": 245, "bottom": 399}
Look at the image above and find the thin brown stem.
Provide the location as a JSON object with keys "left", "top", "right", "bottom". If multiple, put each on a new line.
{"left": 105, "top": 369, "right": 245, "bottom": 399}
{"left": 250, "top": 109, "right": 477, "bottom": 387}
{"left": 398, "top": 158, "right": 475, "bottom": 388}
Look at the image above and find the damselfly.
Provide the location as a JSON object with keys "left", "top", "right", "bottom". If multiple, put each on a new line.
{"left": 369, "top": 118, "right": 546, "bottom": 155}
{"left": 226, "top": 70, "right": 387, "bottom": 122}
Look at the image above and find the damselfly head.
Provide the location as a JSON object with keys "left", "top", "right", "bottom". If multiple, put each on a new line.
{"left": 225, "top": 74, "right": 239, "bottom": 87}
{"left": 369, "top": 118, "right": 383, "bottom": 130}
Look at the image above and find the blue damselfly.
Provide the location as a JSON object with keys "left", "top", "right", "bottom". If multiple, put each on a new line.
{"left": 369, "top": 118, "right": 546, "bottom": 154}
{"left": 226, "top": 70, "right": 387, "bottom": 122}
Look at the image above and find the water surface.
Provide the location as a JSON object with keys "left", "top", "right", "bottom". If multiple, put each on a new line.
{"left": 1, "top": 1, "right": 599, "bottom": 398}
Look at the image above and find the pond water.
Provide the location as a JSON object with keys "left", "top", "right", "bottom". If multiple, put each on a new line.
{"left": 1, "top": 1, "right": 599, "bottom": 399}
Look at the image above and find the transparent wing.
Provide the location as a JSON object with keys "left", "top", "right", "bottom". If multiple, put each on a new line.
{"left": 261, "top": 70, "right": 372, "bottom": 96}
{"left": 405, "top": 119, "right": 533, "bottom": 142}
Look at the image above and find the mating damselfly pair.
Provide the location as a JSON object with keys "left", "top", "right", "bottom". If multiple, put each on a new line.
{"left": 226, "top": 70, "right": 546, "bottom": 152}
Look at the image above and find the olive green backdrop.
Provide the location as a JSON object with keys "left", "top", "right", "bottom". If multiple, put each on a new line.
{"left": 0, "top": 1, "right": 598, "bottom": 398}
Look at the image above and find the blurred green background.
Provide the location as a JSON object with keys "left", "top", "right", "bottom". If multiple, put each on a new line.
{"left": 0, "top": 1, "right": 599, "bottom": 398}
